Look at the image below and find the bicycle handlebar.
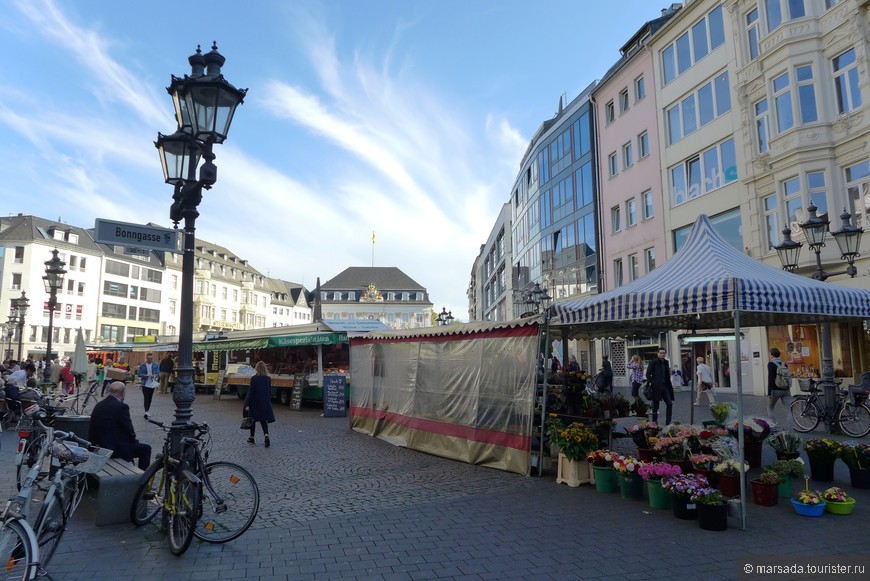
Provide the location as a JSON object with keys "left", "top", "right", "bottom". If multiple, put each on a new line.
{"left": 146, "top": 418, "right": 209, "bottom": 433}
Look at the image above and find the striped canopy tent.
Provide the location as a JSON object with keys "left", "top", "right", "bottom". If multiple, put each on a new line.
{"left": 548, "top": 214, "right": 870, "bottom": 530}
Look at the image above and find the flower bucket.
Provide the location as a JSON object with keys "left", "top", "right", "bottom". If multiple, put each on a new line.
{"left": 556, "top": 453, "right": 589, "bottom": 487}
{"left": 619, "top": 473, "right": 644, "bottom": 500}
{"left": 697, "top": 503, "right": 728, "bottom": 531}
{"left": 718, "top": 474, "right": 742, "bottom": 498}
{"left": 646, "top": 479, "right": 672, "bottom": 509}
{"left": 593, "top": 466, "right": 618, "bottom": 493}
{"left": 777, "top": 477, "right": 793, "bottom": 499}
{"left": 695, "top": 469, "right": 717, "bottom": 487}
{"left": 744, "top": 439, "right": 763, "bottom": 469}
{"left": 672, "top": 495, "right": 697, "bottom": 520}
{"left": 848, "top": 467, "right": 870, "bottom": 489}
{"left": 808, "top": 457, "right": 835, "bottom": 482}
{"left": 775, "top": 451, "right": 800, "bottom": 461}
{"left": 750, "top": 479, "right": 778, "bottom": 507}
{"left": 824, "top": 497, "right": 855, "bottom": 515}
{"left": 791, "top": 498, "right": 826, "bottom": 517}
{"left": 637, "top": 448, "right": 656, "bottom": 463}
{"left": 667, "top": 459, "right": 693, "bottom": 475}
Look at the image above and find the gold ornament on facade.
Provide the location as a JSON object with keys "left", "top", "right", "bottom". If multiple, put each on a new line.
{"left": 360, "top": 283, "right": 384, "bottom": 302}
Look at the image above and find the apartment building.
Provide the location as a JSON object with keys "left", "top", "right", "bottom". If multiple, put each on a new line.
{"left": 473, "top": 203, "right": 514, "bottom": 321}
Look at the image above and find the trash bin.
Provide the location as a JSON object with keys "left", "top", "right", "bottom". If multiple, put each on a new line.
{"left": 51, "top": 415, "right": 91, "bottom": 441}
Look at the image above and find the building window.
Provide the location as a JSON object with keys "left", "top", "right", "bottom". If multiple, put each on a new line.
{"left": 846, "top": 160, "right": 870, "bottom": 228}
{"left": 626, "top": 198, "right": 637, "bottom": 227}
{"left": 641, "top": 190, "right": 653, "bottom": 220}
{"left": 608, "top": 152, "right": 618, "bottom": 177}
{"left": 611, "top": 206, "right": 621, "bottom": 233}
{"left": 77, "top": 282, "right": 84, "bottom": 296}
{"left": 666, "top": 71, "right": 731, "bottom": 144}
{"left": 638, "top": 131, "right": 649, "bottom": 158}
{"left": 755, "top": 98, "right": 769, "bottom": 153}
{"left": 100, "top": 325, "right": 123, "bottom": 342}
{"left": 670, "top": 138, "right": 737, "bottom": 206}
{"left": 635, "top": 75, "right": 645, "bottom": 101}
{"left": 613, "top": 259, "right": 624, "bottom": 288}
{"left": 103, "top": 281, "right": 127, "bottom": 298}
{"left": 747, "top": 8, "right": 760, "bottom": 60}
{"left": 661, "top": 6, "right": 725, "bottom": 85}
{"left": 783, "top": 176, "right": 803, "bottom": 224}
{"left": 105, "top": 260, "right": 130, "bottom": 277}
{"left": 619, "top": 89, "right": 629, "bottom": 113}
{"left": 763, "top": 194, "right": 779, "bottom": 250}
{"left": 628, "top": 254, "right": 639, "bottom": 281}
{"left": 644, "top": 247, "right": 656, "bottom": 272}
{"left": 11, "top": 273, "right": 21, "bottom": 290}
{"left": 101, "top": 303, "right": 126, "bottom": 318}
{"left": 795, "top": 65, "right": 817, "bottom": 124}
{"left": 13, "top": 246, "right": 24, "bottom": 263}
{"left": 833, "top": 48, "right": 861, "bottom": 114}
{"left": 139, "top": 308, "right": 160, "bottom": 323}
{"left": 622, "top": 143, "right": 633, "bottom": 168}
{"left": 605, "top": 101, "right": 615, "bottom": 124}
{"left": 807, "top": 171, "right": 827, "bottom": 218}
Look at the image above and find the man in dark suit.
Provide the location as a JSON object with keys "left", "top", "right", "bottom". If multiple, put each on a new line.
{"left": 88, "top": 381, "right": 151, "bottom": 470}
{"left": 645, "top": 348, "right": 674, "bottom": 425}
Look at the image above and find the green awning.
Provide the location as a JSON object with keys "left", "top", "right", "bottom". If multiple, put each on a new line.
{"left": 192, "top": 338, "right": 269, "bottom": 352}
{"left": 268, "top": 332, "right": 347, "bottom": 347}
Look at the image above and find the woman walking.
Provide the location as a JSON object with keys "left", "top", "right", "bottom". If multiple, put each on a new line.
{"left": 694, "top": 356, "right": 716, "bottom": 406}
{"left": 627, "top": 354, "right": 644, "bottom": 398}
{"left": 244, "top": 361, "right": 276, "bottom": 447}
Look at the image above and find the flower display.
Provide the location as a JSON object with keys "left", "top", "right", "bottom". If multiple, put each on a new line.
{"left": 624, "top": 421, "right": 658, "bottom": 448}
{"left": 698, "top": 426, "right": 728, "bottom": 447}
{"left": 804, "top": 438, "right": 843, "bottom": 460}
{"left": 758, "top": 470, "right": 781, "bottom": 485}
{"left": 586, "top": 449, "right": 616, "bottom": 467}
{"left": 653, "top": 426, "right": 699, "bottom": 460}
{"left": 612, "top": 455, "right": 644, "bottom": 474}
{"left": 769, "top": 458, "right": 805, "bottom": 479}
{"left": 692, "top": 487, "right": 726, "bottom": 505}
{"left": 638, "top": 462, "right": 681, "bottom": 481}
{"left": 689, "top": 454, "right": 719, "bottom": 471}
{"left": 795, "top": 489, "right": 824, "bottom": 505}
{"left": 661, "top": 473, "right": 710, "bottom": 498}
{"left": 713, "top": 459, "right": 749, "bottom": 476}
{"left": 548, "top": 418, "right": 598, "bottom": 462}
{"left": 767, "top": 431, "right": 802, "bottom": 455}
{"left": 839, "top": 442, "right": 870, "bottom": 470}
{"left": 709, "top": 402, "right": 733, "bottom": 424}
{"left": 822, "top": 487, "right": 850, "bottom": 503}
{"left": 729, "top": 417, "right": 773, "bottom": 442}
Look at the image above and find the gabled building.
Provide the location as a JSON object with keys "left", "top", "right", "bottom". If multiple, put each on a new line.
{"left": 266, "top": 278, "right": 312, "bottom": 327}
{"left": 320, "top": 267, "right": 432, "bottom": 329}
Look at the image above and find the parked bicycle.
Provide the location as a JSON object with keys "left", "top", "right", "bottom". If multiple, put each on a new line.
{"left": 14, "top": 402, "right": 67, "bottom": 493}
{"left": 0, "top": 408, "right": 111, "bottom": 579}
{"left": 790, "top": 377, "right": 870, "bottom": 437}
{"left": 130, "top": 419, "right": 259, "bottom": 555}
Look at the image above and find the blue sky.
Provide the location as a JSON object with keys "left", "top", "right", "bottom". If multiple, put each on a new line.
{"left": 0, "top": 0, "right": 659, "bottom": 319}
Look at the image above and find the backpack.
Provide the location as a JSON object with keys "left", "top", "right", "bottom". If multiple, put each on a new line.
{"left": 775, "top": 361, "right": 792, "bottom": 389}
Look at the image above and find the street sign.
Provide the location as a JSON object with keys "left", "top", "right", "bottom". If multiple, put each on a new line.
{"left": 94, "top": 219, "right": 179, "bottom": 252}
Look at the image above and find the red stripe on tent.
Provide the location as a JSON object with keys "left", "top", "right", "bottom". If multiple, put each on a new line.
{"left": 351, "top": 324, "right": 539, "bottom": 346}
{"left": 351, "top": 406, "right": 530, "bottom": 451}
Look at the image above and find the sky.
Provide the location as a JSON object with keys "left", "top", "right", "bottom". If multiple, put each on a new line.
{"left": 0, "top": 0, "right": 662, "bottom": 320}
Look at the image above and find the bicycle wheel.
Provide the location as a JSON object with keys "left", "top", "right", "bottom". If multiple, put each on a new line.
{"left": 16, "top": 433, "right": 47, "bottom": 492}
{"left": 168, "top": 475, "right": 199, "bottom": 556}
{"left": 80, "top": 383, "right": 98, "bottom": 414}
{"left": 790, "top": 397, "right": 820, "bottom": 433}
{"left": 34, "top": 490, "right": 65, "bottom": 574}
{"left": 0, "top": 519, "right": 38, "bottom": 580}
{"left": 130, "top": 461, "right": 166, "bottom": 526}
{"left": 194, "top": 462, "right": 259, "bottom": 543}
{"left": 837, "top": 402, "right": 870, "bottom": 438}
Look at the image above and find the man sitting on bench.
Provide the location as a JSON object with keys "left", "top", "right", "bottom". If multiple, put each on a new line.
{"left": 88, "top": 381, "right": 151, "bottom": 470}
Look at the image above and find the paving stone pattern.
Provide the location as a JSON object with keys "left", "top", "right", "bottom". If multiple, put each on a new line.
{"left": 1, "top": 388, "right": 867, "bottom": 580}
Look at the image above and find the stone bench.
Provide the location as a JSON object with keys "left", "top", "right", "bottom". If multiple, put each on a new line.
{"left": 88, "top": 459, "right": 144, "bottom": 526}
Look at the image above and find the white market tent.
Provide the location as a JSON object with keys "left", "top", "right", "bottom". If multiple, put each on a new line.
{"left": 549, "top": 214, "right": 870, "bottom": 528}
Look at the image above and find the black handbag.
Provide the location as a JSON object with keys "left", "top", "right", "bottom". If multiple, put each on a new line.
{"left": 642, "top": 382, "right": 653, "bottom": 401}
{"left": 240, "top": 416, "right": 254, "bottom": 430}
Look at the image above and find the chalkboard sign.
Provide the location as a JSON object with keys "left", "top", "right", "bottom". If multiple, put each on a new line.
{"left": 322, "top": 375, "right": 347, "bottom": 417}
{"left": 290, "top": 374, "right": 305, "bottom": 410}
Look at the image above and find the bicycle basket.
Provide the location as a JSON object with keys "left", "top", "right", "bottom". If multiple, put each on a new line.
{"left": 50, "top": 442, "right": 113, "bottom": 473}
{"left": 797, "top": 378, "right": 813, "bottom": 392}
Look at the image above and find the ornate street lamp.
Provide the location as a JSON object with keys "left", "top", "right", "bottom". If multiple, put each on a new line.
{"left": 774, "top": 204, "right": 864, "bottom": 424}
{"left": 436, "top": 307, "right": 454, "bottom": 326}
{"left": 12, "top": 292, "right": 29, "bottom": 362}
{"left": 156, "top": 43, "right": 245, "bottom": 441}
{"left": 4, "top": 315, "right": 17, "bottom": 361}
{"left": 42, "top": 249, "right": 67, "bottom": 381}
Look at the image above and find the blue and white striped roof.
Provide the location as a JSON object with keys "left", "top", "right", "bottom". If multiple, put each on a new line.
{"left": 550, "top": 215, "right": 870, "bottom": 336}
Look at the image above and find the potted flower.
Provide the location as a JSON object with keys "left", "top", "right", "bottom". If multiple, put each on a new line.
{"left": 767, "top": 431, "right": 802, "bottom": 460}
{"left": 613, "top": 455, "right": 645, "bottom": 499}
{"left": 692, "top": 487, "right": 728, "bottom": 531}
{"left": 551, "top": 421, "right": 598, "bottom": 487}
{"left": 587, "top": 450, "right": 619, "bottom": 493}
{"left": 728, "top": 417, "right": 772, "bottom": 468}
{"left": 821, "top": 486, "right": 855, "bottom": 515}
{"left": 709, "top": 402, "right": 734, "bottom": 426}
{"left": 792, "top": 477, "right": 826, "bottom": 517}
{"left": 713, "top": 459, "right": 749, "bottom": 498}
{"left": 661, "top": 473, "right": 710, "bottom": 520}
{"left": 750, "top": 470, "right": 780, "bottom": 507}
{"left": 689, "top": 454, "right": 719, "bottom": 484}
{"left": 805, "top": 438, "right": 843, "bottom": 482}
{"left": 839, "top": 443, "right": 870, "bottom": 489}
{"left": 697, "top": 426, "right": 728, "bottom": 454}
{"left": 624, "top": 421, "right": 658, "bottom": 461}
{"left": 654, "top": 425, "right": 699, "bottom": 472}
{"left": 769, "top": 458, "right": 805, "bottom": 498}
{"left": 638, "top": 462, "right": 681, "bottom": 509}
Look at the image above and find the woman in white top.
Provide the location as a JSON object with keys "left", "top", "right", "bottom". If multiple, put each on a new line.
{"left": 694, "top": 356, "right": 716, "bottom": 405}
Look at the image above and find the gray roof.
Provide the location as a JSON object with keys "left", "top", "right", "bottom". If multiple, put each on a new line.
{"left": 0, "top": 214, "right": 102, "bottom": 253}
{"left": 322, "top": 267, "right": 426, "bottom": 292}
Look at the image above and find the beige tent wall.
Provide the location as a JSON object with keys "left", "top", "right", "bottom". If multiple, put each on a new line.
{"left": 350, "top": 323, "right": 538, "bottom": 475}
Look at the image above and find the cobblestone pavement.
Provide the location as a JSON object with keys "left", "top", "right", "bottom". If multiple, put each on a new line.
{"left": 1, "top": 388, "right": 868, "bottom": 580}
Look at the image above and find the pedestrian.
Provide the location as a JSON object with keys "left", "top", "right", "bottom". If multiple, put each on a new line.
{"left": 88, "top": 381, "right": 151, "bottom": 470}
{"left": 767, "top": 347, "right": 792, "bottom": 429}
{"left": 137, "top": 352, "right": 159, "bottom": 419}
{"left": 60, "top": 360, "right": 75, "bottom": 395}
{"left": 159, "top": 353, "right": 174, "bottom": 394}
{"left": 645, "top": 348, "right": 674, "bottom": 425}
{"left": 600, "top": 355, "right": 613, "bottom": 392}
{"left": 694, "top": 356, "right": 716, "bottom": 406}
{"left": 627, "top": 354, "right": 644, "bottom": 398}
{"left": 244, "top": 360, "right": 275, "bottom": 447}
{"left": 100, "top": 356, "right": 113, "bottom": 396}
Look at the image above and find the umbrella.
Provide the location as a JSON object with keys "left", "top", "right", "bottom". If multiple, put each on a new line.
{"left": 71, "top": 327, "right": 88, "bottom": 374}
